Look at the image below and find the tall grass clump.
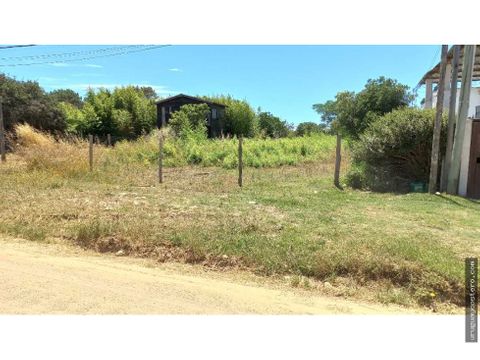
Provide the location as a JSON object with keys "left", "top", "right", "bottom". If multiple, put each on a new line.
{"left": 12, "top": 125, "right": 336, "bottom": 177}
{"left": 110, "top": 130, "right": 336, "bottom": 169}
{"left": 14, "top": 124, "right": 98, "bottom": 177}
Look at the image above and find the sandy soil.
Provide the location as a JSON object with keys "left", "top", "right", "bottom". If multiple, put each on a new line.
{"left": 0, "top": 238, "right": 423, "bottom": 314}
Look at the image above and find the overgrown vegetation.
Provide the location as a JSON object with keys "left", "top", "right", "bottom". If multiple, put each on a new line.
{"left": 66, "top": 86, "right": 157, "bottom": 138}
{"left": 257, "top": 111, "right": 292, "bottom": 138}
{"left": 112, "top": 129, "right": 335, "bottom": 169}
{"left": 346, "top": 108, "right": 446, "bottom": 192}
{"left": 166, "top": 99, "right": 294, "bottom": 140}
{"left": 296, "top": 122, "right": 328, "bottom": 136}
{"left": 0, "top": 73, "right": 160, "bottom": 138}
{"left": 11, "top": 124, "right": 336, "bottom": 171}
{"left": 14, "top": 124, "right": 92, "bottom": 176}
{"left": 1, "top": 73, "right": 305, "bottom": 142}
{"left": 169, "top": 103, "right": 210, "bottom": 140}
{"left": 202, "top": 95, "right": 259, "bottom": 137}
{"left": 1, "top": 124, "right": 478, "bottom": 311}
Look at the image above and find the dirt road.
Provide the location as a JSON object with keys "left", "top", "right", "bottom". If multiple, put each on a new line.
{"left": 0, "top": 238, "right": 420, "bottom": 314}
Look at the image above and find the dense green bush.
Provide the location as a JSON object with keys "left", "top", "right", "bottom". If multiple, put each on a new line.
{"left": 202, "top": 95, "right": 258, "bottom": 137}
{"left": 57, "top": 102, "right": 87, "bottom": 134}
{"left": 347, "top": 108, "right": 446, "bottom": 192}
{"left": 0, "top": 73, "right": 66, "bottom": 132}
{"left": 169, "top": 103, "right": 209, "bottom": 140}
{"left": 61, "top": 86, "right": 157, "bottom": 138}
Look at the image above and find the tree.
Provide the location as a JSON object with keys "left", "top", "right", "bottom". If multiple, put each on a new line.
{"left": 313, "top": 77, "right": 414, "bottom": 139}
{"left": 81, "top": 86, "right": 156, "bottom": 138}
{"left": 135, "top": 86, "right": 158, "bottom": 100}
{"left": 112, "top": 86, "right": 156, "bottom": 136}
{"left": 257, "top": 111, "right": 291, "bottom": 138}
{"left": 83, "top": 88, "right": 115, "bottom": 135}
{"left": 0, "top": 73, "right": 158, "bottom": 138}
{"left": 312, "top": 100, "right": 337, "bottom": 128}
{"left": 49, "top": 89, "right": 83, "bottom": 108}
{"left": 169, "top": 103, "right": 209, "bottom": 139}
{"left": 112, "top": 109, "right": 133, "bottom": 137}
{"left": 203, "top": 95, "right": 258, "bottom": 137}
{"left": 296, "top": 122, "right": 324, "bottom": 136}
{"left": 0, "top": 73, "right": 65, "bottom": 132}
{"left": 57, "top": 102, "right": 88, "bottom": 134}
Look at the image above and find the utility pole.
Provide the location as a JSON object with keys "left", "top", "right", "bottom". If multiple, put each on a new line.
{"left": 447, "top": 45, "right": 476, "bottom": 195}
{"left": 441, "top": 45, "right": 460, "bottom": 191}
{"left": 428, "top": 45, "right": 448, "bottom": 194}
{"left": 0, "top": 96, "right": 6, "bottom": 162}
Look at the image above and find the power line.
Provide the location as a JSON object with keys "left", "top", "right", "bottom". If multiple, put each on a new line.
{"left": 413, "top": 46, "right": 443, "bottom": 93}
{"left": 0, "top": 44, "right": 36, "bottom": 50}
{"left": 0, "top": 45, "right": 171, "bottom": 67}
{"left": 0, "top": 45, "right": 141, "bottom": 61}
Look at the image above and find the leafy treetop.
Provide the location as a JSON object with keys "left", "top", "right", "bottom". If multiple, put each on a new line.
{"left": 313, "top": 76, "right": 415, "bottom": 139}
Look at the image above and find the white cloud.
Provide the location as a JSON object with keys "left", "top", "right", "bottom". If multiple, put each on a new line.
{"left": 168, "top": 68, "right": 182, "bottom": 72}
{"left": 150, "top": 86, "right": 178, "bottom": 96}
{"left": 50, "top": 62, "right": 70, "bottom": 67}
{"left": 84, "top": 64, "right": 103, "bottom": 68}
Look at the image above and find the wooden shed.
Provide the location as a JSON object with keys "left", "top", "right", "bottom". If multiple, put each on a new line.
{"left": 156, "top": 94, "right": 226, "bottom": 138}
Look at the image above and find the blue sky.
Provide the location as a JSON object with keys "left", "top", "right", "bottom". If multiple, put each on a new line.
{"left": 0, "top": 45, "right": 439, "bottom": 125}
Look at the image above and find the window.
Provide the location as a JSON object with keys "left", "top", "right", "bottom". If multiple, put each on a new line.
{"left": 212, "top": 108, "right": 217, "bottom": 119}
{"left": 476, "top": 105, "right": 480, "bottom": 119}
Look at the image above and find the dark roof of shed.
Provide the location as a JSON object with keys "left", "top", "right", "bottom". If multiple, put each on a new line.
{"left": 155, "top": 93, "right": 226, "bottom": 108}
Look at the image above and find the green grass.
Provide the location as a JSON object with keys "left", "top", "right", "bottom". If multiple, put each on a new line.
{"left": 109, "top": 130, "right": 337, "bottom": 168}
{"left": 1, "top": 132, "right": 478, "bottom": 310}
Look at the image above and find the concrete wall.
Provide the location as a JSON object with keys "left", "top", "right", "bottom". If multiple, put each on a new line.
{"left": 429, "top": 87, "right": 480, "bottom": 118}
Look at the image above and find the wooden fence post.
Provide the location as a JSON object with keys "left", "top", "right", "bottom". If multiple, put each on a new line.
{"left": 88, "top": 134, "right": 93, "bottom": 171}
{"left": 0, "top": 97, "right": 6, "bottom": 163}
{"left": 158, "top": 131, "right": 163, "bottom": 184}
{"left": 107, "top": 134, "right": 112, "bottom": 147}
{"left": 238, "top": 135, "right": 243, "bottom": 187}
{"left": 95, "top": 135, "right": 100, "bottom": 145}
{"left": 334, "top": 133, "right": 341, "bottom": 188}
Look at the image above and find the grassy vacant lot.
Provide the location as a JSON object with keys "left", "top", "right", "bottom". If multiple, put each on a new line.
{"left": 112, "top": 130, "right": 336, "bottom": 169}
{"left": 1, "top": 126, "right": 478, "bottom": 310}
